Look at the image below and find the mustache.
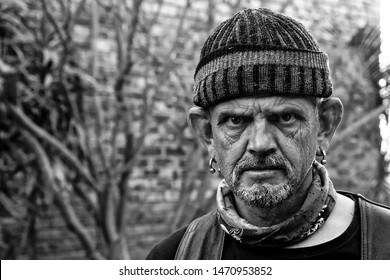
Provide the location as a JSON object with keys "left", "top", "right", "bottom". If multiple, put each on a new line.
{"left": 235, "top": 153, "right": 291, "bottom": 176}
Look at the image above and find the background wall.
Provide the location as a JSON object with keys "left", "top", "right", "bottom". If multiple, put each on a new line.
{"left": 0, "top": 0, "right": 388, "bottom": 260}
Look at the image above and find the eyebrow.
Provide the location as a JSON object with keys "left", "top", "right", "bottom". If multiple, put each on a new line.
{"left": 214, "top": 102, "right": 309, "bottom": 117}
{"left": 263, "top": 104, "right": 308, "bottom": 114}
{"left": 213, "top": 108, "right": 253, "bottom": 122}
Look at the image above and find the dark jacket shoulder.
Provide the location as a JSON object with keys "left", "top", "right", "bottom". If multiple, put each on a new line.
{"left": 354, "top": 193, "right": 390, "bottom": 259}
{"left": 339, "top": 190, "right": 390, "bottom": 259}
{"left": 145, "top": 226, "right": 187, "bottom": 260}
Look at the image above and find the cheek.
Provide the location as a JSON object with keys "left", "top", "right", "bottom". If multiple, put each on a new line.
{"left": 297, "top": 124, "right": 318, "bottom": 166}
{"left": 279, "top": 123, "right": 317, "bottom": 167}
{"left": 213, "top": 132, "right": 246, "bottom": 173}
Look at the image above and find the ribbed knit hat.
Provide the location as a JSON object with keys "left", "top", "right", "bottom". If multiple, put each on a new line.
{"left": 193, "top": 8, "right": 332, "bottom": 108}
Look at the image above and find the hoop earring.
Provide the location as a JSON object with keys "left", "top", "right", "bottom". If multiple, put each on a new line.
{"left": 319, "top": 147, "right": 327, "bottom": 165}
{"left": 209, "top": 157, "right": 217, "bottom": 174}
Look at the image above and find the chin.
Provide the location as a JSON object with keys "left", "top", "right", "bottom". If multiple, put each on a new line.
{"left": 233, "top": 182, "right": 297, "bottom": 208}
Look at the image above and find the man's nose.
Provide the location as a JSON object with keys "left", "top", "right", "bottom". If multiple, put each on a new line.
{"left": 247, "top": 119, "right": 277, "bottom": 154}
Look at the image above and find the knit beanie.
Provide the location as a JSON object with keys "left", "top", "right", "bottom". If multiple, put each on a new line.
{"left": 193, "top": 8, "right": 332, "bottom": 108}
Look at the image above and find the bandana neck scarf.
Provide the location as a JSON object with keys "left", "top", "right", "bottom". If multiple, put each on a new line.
{"left": 216, "top": 161, "right": 337, "bottom": 247}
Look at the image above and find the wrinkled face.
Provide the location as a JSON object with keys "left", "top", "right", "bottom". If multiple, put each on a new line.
{"left": 209, "top": 96, "right": 319, "bottom": 208}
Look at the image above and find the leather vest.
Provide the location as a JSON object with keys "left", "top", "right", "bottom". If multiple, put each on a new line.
{"left": 175, "top": 193, "right": 390, "bottom": 260}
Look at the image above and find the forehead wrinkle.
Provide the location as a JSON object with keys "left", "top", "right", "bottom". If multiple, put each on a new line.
{"left": 267, "top": 97, "right": 316, "bottom": 116}
{"left": 212, "top": 100, "right": 256, "bottom": 116}
{"left": 272, "top": 96, "right": 310, "bottom": 108}
{"left": 211, "top": 96, "right": 316, "bottom": 118}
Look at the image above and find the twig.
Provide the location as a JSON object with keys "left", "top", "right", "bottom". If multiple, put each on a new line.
{"left": 0, "top": 193, "right": 25, "bottom": 219}
{"left": 114, "top": 2, "right": 124, "bottom": 70}
{"left": 40, "top": 0, "right": 67, "bottom": 45}
{"left": 113, "top": 0, "right": 143, "bottom": 102}
{"left": 139, "top": 0, "right": 163, "bottom": 37}
{"left": 89, "top": 0, "right": 109, "bottom": 175}
{"left": 71, "top": 0, "right": 87, "bottom": 33}
{"left": 55, "top": 0, "right": 66, "bottom": 13}
{"left": 166, "top": 0, "right": 191, "bottom": 60}
{"left": 63, "top": 0, "right": 72, "bottom": 33}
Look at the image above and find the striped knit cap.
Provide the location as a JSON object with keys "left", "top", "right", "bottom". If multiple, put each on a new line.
{"left": 193, "top": 8, "right": 332, "bottom": 108}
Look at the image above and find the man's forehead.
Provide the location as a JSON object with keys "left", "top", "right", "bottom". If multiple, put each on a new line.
{"left": 210, "top": 96, "right": 316, "bottom": 114}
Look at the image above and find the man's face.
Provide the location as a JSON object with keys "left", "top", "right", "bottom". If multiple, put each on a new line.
{"left": 209, "top": 96, "right": 319, "bottom": 208}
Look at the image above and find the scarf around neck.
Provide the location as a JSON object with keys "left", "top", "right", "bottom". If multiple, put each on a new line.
{"left": 216, "top": 161, "right": 337, "bottom": 247}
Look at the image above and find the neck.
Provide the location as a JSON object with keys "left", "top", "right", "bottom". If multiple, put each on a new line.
{"left": 234, "top": 169, "right": 313, "bottom": 227}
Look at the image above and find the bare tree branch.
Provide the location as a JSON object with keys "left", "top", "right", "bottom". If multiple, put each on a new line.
{"left": 332, "top": 103, "right": 389, "bottom": 148}
{"left": 114, "top": 1, "right": 124, "bottom": 71}
{"left": 7, "top": 104, "right": 98, "bottom": 190}
{"left": 171, "top": 144, "right": 204, "bottom": 230}
{"left": 67, "top": 0, "right": 87, "bottom": 35}
{"left": 119, "top": 0, "right": 192, "bottom": 174}
{"left": 54, "top": 193, "right": 104, "bottom": 259}
{"left": 0, "top": 193, "right": 25, "bottom": 219}
{"left": 109, "top": 0, "right": 144, "bottom": 173}
{"left": 113, "top": 0, "right": 143, "bottom": 102}
{"left": 171, "top": 0, "right": 191, "bottom": 54}
{"left": 109, "top": 114, "right": 121, "bottom": 168}
{"left": 143, "top": 0, "right": 164, "bottom": 31}
{"left": 101, "top": 0, "right": 144, "bottom": 246}
{"left": 20, "top": 130, "right": 103, "bottom": 259}
{"left": 55, "top": 0, "right": 66, "bottom": 14}
{"left": 116, "top": 133, "right": 135, "bottom": 233}
{"left": 101, "top": 180, "right": 120, "bottom": 245}
{"left": 93, "top": 99, "right": 112, "bottom": 176}
{"left": 63, "top": 0, "right": 72, "bottom": 34}
{"left": 115, "top": 1, "right": 193, "bottom": 233}
{"left": 40, "top": 0, "right": 67, "bottom": 45}
{"left": 88, "top": 0, "right": 112, "bottom": 177}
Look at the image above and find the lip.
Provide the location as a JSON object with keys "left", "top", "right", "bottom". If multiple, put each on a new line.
{"left": 242, "top": 168, "right": 284, "bottom": 177}
{"left": 242, "top": 167, "right": 283, "bottom": 172}
{"left": 244, "top": 169, "right": 282, "bottom": 173}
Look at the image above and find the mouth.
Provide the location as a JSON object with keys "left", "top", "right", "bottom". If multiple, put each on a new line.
{"left": 240, "top": 166, "right": 286, "bottom": 180}
{"left": 242, "top": 166, "right": 284, "bottom": 172}
{"left": 244, "top": 169, "right": 283, "bottom": 175}
{"left": 238, "top": 167, "right": 286, "bottom": 187}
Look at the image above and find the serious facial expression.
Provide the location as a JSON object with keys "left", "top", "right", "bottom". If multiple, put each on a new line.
{"left": 209, "top": 96, "right": 319, "bottom": 208}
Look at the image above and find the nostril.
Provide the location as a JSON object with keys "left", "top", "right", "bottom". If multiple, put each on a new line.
{"left": 248, "top": 147, "right": 277, "bottom": 156}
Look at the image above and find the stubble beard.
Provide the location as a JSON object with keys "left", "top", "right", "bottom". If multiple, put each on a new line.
{"left": 227, "top": 154, "right": 301, "bottom": 208}
{"left": 232, "top": 180, "right": 298, "bottom": 208}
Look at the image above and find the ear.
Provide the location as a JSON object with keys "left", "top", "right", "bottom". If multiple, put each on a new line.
{"left": 188, "top": 107, "right": 214, "bottom": 156}
{"left": 317, "top": 97, "right": 344, "bottom": 151}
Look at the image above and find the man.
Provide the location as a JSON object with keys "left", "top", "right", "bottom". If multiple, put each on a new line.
{"left": 146, "top": 8, "right": 390, "bottom": 260}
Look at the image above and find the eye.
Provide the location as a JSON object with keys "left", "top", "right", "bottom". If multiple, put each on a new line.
{"left": 222, "top": 115, "right": 249, "bottom": 128}
{"left": 268, "top": 112, "right": 298, "bottom": 125}
{"left": 280, "top": 113, "right": 295, "bottom": 123}
{"left": 229, "top": 116, "right": 244, "bottom": 125}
